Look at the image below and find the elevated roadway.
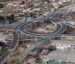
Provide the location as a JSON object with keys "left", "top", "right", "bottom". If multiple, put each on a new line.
{"left": 0, "top": 4, "right": 75, "bottom": 64}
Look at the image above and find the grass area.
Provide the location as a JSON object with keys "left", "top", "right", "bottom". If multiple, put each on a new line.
{"left": 0, "top": 48, "right": 7, "bottom": 57}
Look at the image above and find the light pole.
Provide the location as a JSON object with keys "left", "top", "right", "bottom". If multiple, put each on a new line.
{"left": 35, "top": 36, "right": 38, "bottom": 45}
{"left": 61, "top": 35, "right": 64, "bottom": 44}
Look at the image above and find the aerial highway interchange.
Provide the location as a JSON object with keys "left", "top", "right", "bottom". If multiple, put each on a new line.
{"left": 0, "top": 4, "right": 75, "bottom": 64}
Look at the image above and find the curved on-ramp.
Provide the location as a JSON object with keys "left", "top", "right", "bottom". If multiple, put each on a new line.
{"left": 20, "top": 14, "right": 67, "bottom": 38}
{"left": 1, "top": 3, "right": 74, "bottom": 64}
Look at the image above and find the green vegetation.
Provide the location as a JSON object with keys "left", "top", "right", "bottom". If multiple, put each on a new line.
{"left": 21, "top": 1, "right": 25, "bottom": 5}
{"left": 0, "top": 42, "right": 7, "bottom": 57}
{"left": 6, "top": 14, "right": 16, "bottom": 24}
{"left": 44, "top": 0, "right": 50, "bottom": 3}
{"left": 0, "top": 14, "right": 16, "bottom": 24}
{"left": 24, "top": 13, "right": 28, "bottom": 17}
{"left": 38, "top": 58, "right": 43, "bottom": 64}
{"left": 0, "top": 15, "right": 6, "bottom": 24}
{"left": 0, "top": 48, "right": 7, "bottom": 56}
{"left": 30, "top": 13, "right": 36, "bottom": 18}
{"left": 0, "top": 3, "right": 4, "bottom": 8}
{"left": 35, "top": 57, "right": 43, "bottom": 64}
{"left": 0, "top": 42, "right": 6, "bottom": 48}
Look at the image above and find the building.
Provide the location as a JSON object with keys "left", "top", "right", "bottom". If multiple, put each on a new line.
{"left": 0, "top": 0, "right": 17, "bottom": 2}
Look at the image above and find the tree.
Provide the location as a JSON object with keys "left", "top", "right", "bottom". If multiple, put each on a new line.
{"left": 44, "top": 0, "right": 50, "bottom": 3}
{"left": 30, "top": 13, "right": 36, "bottom": 18}
{"left": 0, "top": 16, "right": 6, "bottom": 24}
{"left": 24, "top": 13, "right": 27, "bottom": 17}
{"left": 0, "top": 3, "right": 4, "bottom": 8}
{"left": 6, "top": 14, "right": 15, "bottom": 24}
{"left": 0, "top": 42, "right": 6, "bottom": 49}
{"left": 21, "top": 1, "right": 25, "bottom": 5}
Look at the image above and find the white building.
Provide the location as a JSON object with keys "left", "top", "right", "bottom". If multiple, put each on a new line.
{"left": 51, "top": 40, "right": 75, "bottom": 50}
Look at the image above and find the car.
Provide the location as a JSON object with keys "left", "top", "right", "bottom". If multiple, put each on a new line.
{"left": 48, "top": 46, "right": 56, "bottom": 52}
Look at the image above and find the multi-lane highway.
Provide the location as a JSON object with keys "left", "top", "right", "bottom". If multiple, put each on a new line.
{"left": 0, "top": 25, "right": 19, "bottom": 64}
{"left": 19, "top": 14, "right": 67, "bottom": 37}
{"left": 0, "top": 4, "right": 75, "bottom": 64}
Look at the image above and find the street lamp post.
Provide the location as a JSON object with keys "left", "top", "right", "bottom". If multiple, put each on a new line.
{"left": 61, "top": 35, "right": 64, "bottom": 44}
{"left": 35, "top": 36, "right": 38, "bottom": 45}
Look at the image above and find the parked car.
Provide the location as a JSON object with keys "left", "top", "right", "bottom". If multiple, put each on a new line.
{"left": 48, "top": 46, "right": 56, "bottom": 52}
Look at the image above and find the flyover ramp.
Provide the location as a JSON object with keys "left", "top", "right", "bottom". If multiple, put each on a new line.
{"left": 1, "top": 4, "right": 75, "bottom": 64}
